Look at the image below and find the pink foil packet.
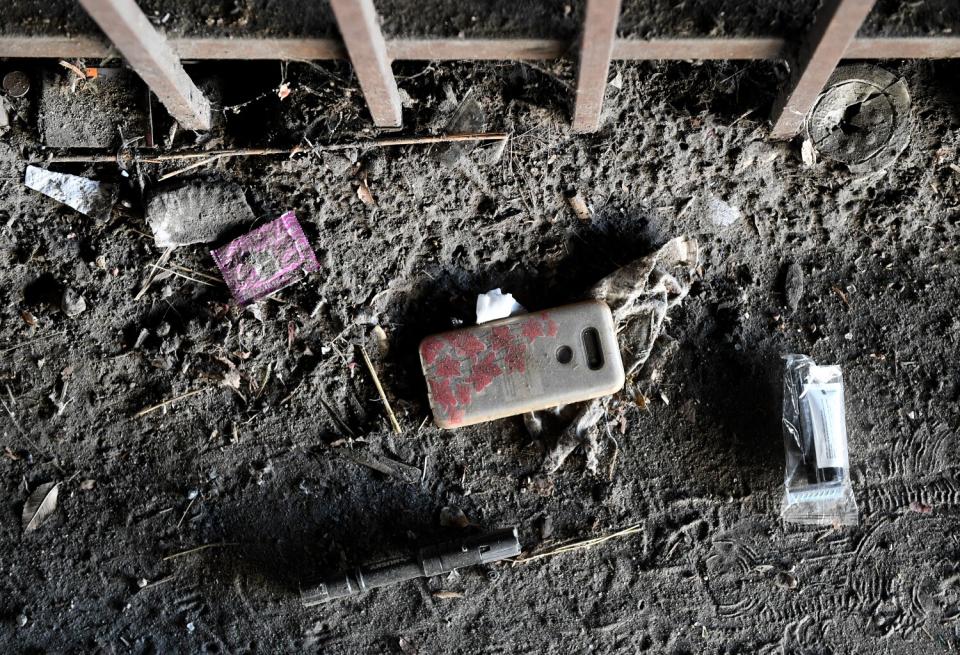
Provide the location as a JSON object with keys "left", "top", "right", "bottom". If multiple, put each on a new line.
{"left": 211, "top": 211, "right": 319, "bottom": 304}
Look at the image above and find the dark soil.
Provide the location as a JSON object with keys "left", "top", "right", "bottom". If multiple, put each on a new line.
{"left": 1, "top": 4, "right": 960, "bottom": 654}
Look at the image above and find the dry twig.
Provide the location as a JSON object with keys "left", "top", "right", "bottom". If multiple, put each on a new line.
{"left": 359, "top": 345, "right": 402, "bottom": 434}
{"left": 134, "top": 388, "right": 209, "bottom": 418}
{"left": 162, "top": 542, "right": 239, "bottom": 561}
{"left": 513, "top": 523, "right": 643, "bottom": 564}
{"left": 37, "top": 132, "right": 510, "bottom": 164}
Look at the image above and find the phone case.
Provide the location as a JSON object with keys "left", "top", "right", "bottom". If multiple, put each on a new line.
{"left": 419, "top": 300, "right": 625, "bottom": 429}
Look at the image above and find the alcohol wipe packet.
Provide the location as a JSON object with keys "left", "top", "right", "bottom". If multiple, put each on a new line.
{"left": 781, "top": 354, "right": 859, "bottom": 526}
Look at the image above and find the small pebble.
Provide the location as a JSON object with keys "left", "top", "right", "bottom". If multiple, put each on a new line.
{"left": 775, "top": 571, "right": 798, "bottom": 590}
{"left": 440, "top": 506, "right": 469, "bottom": 529}
{"left": 16, "top": 613, "right": 27, "bottom": 627}
{"left": 61, "top": 288, "right": 87, "bottom": 318}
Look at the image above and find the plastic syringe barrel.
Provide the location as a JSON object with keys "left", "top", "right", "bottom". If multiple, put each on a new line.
{"left": 303, "top": 527, "right": 520, "bottom": 604}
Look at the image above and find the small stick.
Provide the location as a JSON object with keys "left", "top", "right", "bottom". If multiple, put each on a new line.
{"left": 176, "top": 495, "right": 197, "bottom": 529}
{"left": 169, "top": 263, "right": 221, "bottom": 283}
{"left": 157, "top": 156, "right": 221, "bottom": 181}
{"left": 513, "top": 524, "right": 643, "bottom": 564}
{"left": 322, "top": 131, "right": 509, "bottom": 151}
{"left": 162, "top": 542, "right": 239, "bottom": 561}
{"left": 0, "top": 331, "right": 65, "bottom": 357}
{"left": 138, "top": 575, "right": 174, "bottom": 591}
{"left": 134, "top": 247, "right": 174, "bottom": 300}
{"left": 149, "top": 263, "right": 218, "bottom": 287}
{"left": 134, "top": 388, "right": 208, "bottom": 418}
{"left": 358, "top": 345, "right": 402, "bottom": 434}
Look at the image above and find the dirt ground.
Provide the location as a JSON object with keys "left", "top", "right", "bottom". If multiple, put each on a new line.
{"left": 2, "top": 3, "right": 960, "bottom": 654}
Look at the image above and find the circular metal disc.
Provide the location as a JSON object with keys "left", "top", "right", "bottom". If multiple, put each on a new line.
{"left": 805, "top": 65, "right": 911, "bottom": 172}
{"left": 2, "top": 71, "right": 30, "bottom": 98}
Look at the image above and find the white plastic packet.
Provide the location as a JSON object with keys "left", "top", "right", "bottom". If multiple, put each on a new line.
{"left": 781, "top": 354, "right": 859, "bottom": 526}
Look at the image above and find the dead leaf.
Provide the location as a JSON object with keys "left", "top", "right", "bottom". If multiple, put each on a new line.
{"left": 432, "top": 590, "right": 464, "bottom": 599}
{"left": 357, "top": 176, "right": 376, "bottom": 206}
{"left": 79, "top": 479, "right": 96, "bottom": 491}
{"left": 20, "top": 310, "right": 37, "bottom": 326}
{"left": 634, "top": 391, "right": 650, "bottom": 411}
{"left": 22, "top": 481, "right": 60, "bottom": 532}
{"left": 58, "top": 60, "right": 88, "bottom": 80}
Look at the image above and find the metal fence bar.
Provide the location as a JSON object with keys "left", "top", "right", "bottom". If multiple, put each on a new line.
{"left": 2, "top": 35, "right": 958, "bottom": 63}
{"left": 330, "top": 0, "right": 402, "bottom": 128}
{"left": 573, "top": 0, "right": 623, "bottom": 133}
{"left": 769, "top": 0, "right": 878, "bottom": 140}
{"left": 77, "top": 0, "right": 211, "bottom": 130}
{"left": 612, "top": 37, "right": 786, "bottom": 60}
{"left": 844, "top": 36, "right": 960, "bottom": 59}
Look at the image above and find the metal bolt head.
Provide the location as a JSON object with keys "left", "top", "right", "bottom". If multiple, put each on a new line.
{"left": 2, "top": 71, "right": 30, "bottom": 98}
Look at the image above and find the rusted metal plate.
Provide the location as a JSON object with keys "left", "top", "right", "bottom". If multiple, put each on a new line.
{"left": 769, "top": 0, "right": 878, "bottom": 140}
{"left": 330, "top": 0, "right": 402, "bottom": 128}
{"left": 78, "top": 0, "right": 211, "bottom": 131}
{"left": 573, "top": 0, "right": 623, "bottom": 133}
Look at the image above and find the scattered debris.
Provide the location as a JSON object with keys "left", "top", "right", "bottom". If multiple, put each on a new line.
{"left": 211, "top": 211, "right": 319, "bottom": 304}
{"left": 60, "top": 288, "right": 87, "bottom": 318}
{"left": 514, "top": 523, "right": 642, "bottom": 563}
{"left": 146, "top": 183, "right": 255, "bottom": 248}
{"left": 40, "top": 67, "right": 147, "bottom": 149}
{"left": 398, "top": 637, "right": 419, "bottom": 655}
{"left": 805, "top": 64, "right": 911, "bottom": 172}
{"left": 301, "top": 528, "right": 519, "bottom": 604}
{"left": 24, "top": 166, "right": 116, "bottom": 221}
{"left": 22, "top": 481, "right": 60, "bottom": 532}
{"left": 79, "top": 479, "right": 96, "bottom": 491}
{"left": 539, "top": 236, "right": 699, "bottom": 474}
{"left": 564, "top": 189, "right": 592, "bottom": 223}
{"left": 3, "top": 70, "right": 30, "bottom": 98}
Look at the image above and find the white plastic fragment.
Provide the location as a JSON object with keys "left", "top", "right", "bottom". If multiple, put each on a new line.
{"left": 706, "top": 195, "right": 741, "bottom": 228}
{"left": 475, "top": 288, "right": 525, "bottom": 324}
{"left": 24, "top": 165, "right": 115, "bottom": 221}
